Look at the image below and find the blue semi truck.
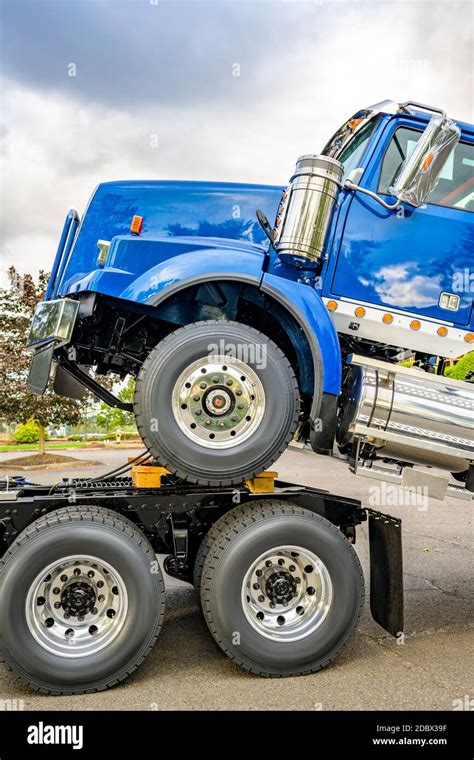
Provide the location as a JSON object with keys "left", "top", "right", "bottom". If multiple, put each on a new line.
{"left": 27, "top": 99, "right": 474, "bottom": 491}
{"left": 0, "top": 99, "right": 472, "bottom": 694}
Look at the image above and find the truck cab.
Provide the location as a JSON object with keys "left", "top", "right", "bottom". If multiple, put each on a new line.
{"left": 27, "top": 100, "right": 474, "bottom": 493}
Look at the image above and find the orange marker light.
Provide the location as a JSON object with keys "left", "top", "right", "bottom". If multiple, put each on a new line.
{"left": 465, "top": 333, "right": 474, "bottom": 343}
{"left": 410, "top": 320, "right": 421, "bottom": 331}
{"left": 327, "top": 300, "right": 338, "bottom": 312}
{"left": 421, "top": 153, "right": 434, "bottom": 172}
{"left": 354, "top": 306, "right": 366, "bottom": 318}
{"left": 383, "top": 313, "right": 394, "bottom": 324}
{"left": 437, "top": 326, "right": 448, "bottom": 337}
{"left": 130, "top": 215, "right": 143, "bottom": 235}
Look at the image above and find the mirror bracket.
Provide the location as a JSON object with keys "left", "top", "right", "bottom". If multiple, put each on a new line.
{"left": 344, "top": 179, "right": 401, "bottom": 211}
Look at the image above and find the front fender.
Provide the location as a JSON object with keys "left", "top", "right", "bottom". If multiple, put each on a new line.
{"left": 261, "top": 273, "right": 342, "bottom": 403}
{"left": 62, "top": 236, "right": 266, "bottom": 300}
{"left": 122, "top": 246, "right": 265, "bottom": 305}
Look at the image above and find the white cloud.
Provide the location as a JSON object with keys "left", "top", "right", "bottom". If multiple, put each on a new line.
{"left": 0, "top": 1, "right": 472, "bottom": 286}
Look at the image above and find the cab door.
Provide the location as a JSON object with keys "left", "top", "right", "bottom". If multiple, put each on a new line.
{"left": 329, "top": 117, "right": 474, "bottom": 327}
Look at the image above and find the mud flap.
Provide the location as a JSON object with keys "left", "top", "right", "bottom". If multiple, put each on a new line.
{"left": 26, "top": 342, "right": 55, "bottom": 395}
{"left": 53, "top": 364, "right": 87, "bottom": 400}
{"left": 368, "top": 509, "right": 404, "bottom": 637}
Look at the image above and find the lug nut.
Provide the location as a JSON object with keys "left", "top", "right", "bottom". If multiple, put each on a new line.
{"left": 236, "top": 389, "right": 243, "bottom": 396}
{"left": 237, "top": 404, "right": 244, "bottom": 410}
{"left": 253, "top": 583, "right": 260, "bottom": 590}
{"left": 231, "top": 415, "right": 238, "bottom": 422}
{"left": 205, "top": 420, "right": 211, "bottom": 426}
{"left": 97, "top": 581, "right": 104, "bottom": 588}
{"left": 226, "top": 379, "right": 233, "bottom": 386}
{"left": 193, "top": 395, "right": 200, "bottom": 402}
{"left": 91, "top": 608, "right": 98, "bottom": 615}
{"left": 195, "top": 409, "right": 202, "bottom": 415}
{"left": 218, "top": 422, "right": 225, "bottom": 428}
{"left": 212, "top": 376, "right": 219, "bottom": 383}
{"left": 53, "top": 587, "right": 60, "bottom": 595}
{"left": 256, "top": 569, "right": 262, "bottom": 577}
{"left": 60, "top": 574, "right": 68, "bottom": 582}
{"left": 295, "top": 577, "right": 301, "bottom": 584}
{"left": 54, "top": 601, "right": 61, "bottom": 609}
{"left": 289, "top": 565, "right": 296, "bottom": 572}
{"left": 258, "top": 595, "right": 265, "bottom": 603}
{"left": 278, "top": 559, "right": 285, "bottom": 566}
{"left": 199, "top": 382, "right": 207, "bottom": 390}
{"left": 265, "top": 560, "right": 272, "bottom": 567}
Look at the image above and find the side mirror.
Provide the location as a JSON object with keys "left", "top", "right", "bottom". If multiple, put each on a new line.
{"left": 389, "top": 116, "right": 460, "bottom": 207}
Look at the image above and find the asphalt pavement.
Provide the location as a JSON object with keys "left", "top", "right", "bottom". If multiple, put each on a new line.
{"left": 0, "top": 446, "right": 472, "bottom": 711}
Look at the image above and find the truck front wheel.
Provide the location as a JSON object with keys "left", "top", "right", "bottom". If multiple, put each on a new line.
{"left": 134, "top": 320, "right": 300, "bottom": 485}
{"left": 200, "top": 501, "right": 364, "bottom": 676}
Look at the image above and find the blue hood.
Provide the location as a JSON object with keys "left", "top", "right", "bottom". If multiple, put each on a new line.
{"left": 58, "top": 180, "right": 283, "bottom": 296}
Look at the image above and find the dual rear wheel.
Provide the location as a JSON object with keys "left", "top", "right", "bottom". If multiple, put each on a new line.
{"left": 0, "top": 502, "right": 364, "bottom": 692}
{"left": 195, "top": 501, "right": 364, "bottom": 676}
{"left": 0, "top": 507, "right": 165, "bottom": 695}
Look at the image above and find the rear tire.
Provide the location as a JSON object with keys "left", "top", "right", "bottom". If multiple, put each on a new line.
{"left": 0, "top": 507, "right": 165, "bottom": 695}
{"left": 134, "top": 320, "right": 300, "bottom": 486}
{"left": 200, "top": 501, "right": 364, "bottom": 677}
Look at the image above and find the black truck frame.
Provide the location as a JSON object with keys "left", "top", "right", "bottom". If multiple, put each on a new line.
{"left": 0, "top": 461, "right": 403, "bottom": 694}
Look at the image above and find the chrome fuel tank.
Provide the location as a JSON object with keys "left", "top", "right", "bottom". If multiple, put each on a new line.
{"left": 337, "top": 355, "right": 474, "bottom": 472}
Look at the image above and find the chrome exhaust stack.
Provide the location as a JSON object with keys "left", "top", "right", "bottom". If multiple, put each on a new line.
{"left": 337, "top": 355, "right": 474, "bottom": 473}
{"left": 273, "top": 155, "right": 343, "bottom": 267}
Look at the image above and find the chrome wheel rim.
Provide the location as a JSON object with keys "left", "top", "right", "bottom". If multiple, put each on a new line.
{"left": 241, "top": 545, "right": 332, "bottom": 642}
{"left": 26, "top": 555, "right": 128, "bottom": 658}
{"left": 172, "top": 354, "right": 265, "bottom": 449}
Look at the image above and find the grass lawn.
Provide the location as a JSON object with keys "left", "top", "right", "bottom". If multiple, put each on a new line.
{"left": 0, "top": 442, "right": 99, "bottom": 453}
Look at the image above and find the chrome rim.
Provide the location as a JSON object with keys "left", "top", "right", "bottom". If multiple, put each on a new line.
{"left": 241, "top": 545, "right": 332, "bottom": 642}
{"left": 26, "top": 555, "right": 128, "bottom": 658}
{"left": 172, "top": 354, "right": 265, "bottom": 449}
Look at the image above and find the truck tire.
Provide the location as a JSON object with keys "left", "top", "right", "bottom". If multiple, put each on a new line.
{"left": 134, "top": 320, "right": 300, "bottom": 486}
{"left": 200, "top": 501, "right": 364, "bottom": 677}
{"left": 193, "top": 521, "right": 221, "bottom": 604}
{"left": 0, "top": 507, "right": 165, "bottom": 695}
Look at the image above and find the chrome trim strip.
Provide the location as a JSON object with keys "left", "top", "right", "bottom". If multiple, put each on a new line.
{"left": 323, "top": 297, "right": 471, "bottom": 358}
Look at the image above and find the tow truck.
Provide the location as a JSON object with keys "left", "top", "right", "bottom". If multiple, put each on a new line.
{"left": 0, "top": 99, "right": 472, "bottom": 694}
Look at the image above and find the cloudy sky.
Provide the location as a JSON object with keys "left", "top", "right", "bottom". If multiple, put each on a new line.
{"left": 0, "top": 0, "right": 472, "bottom": 285}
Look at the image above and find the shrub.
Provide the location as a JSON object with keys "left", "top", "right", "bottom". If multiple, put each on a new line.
{"left": 444, "top": 351, "right": 474, "bottom": 380}
{"left": 14, "top": 420, "right": 49, "bottom": 444}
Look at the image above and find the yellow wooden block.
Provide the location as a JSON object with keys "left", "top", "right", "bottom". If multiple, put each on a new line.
{"left": 245, "top": 471, "right": 278, "bottom": 494}
{"left": 131, "top": 464, "right": 170, "bottom": 489}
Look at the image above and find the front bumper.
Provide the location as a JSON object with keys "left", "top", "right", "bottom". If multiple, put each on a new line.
{"left": 26, "top": 299, "right": 79, "bottom": 395}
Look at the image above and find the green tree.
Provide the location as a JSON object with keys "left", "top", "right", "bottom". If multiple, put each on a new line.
{"left": 96, "top": 377, "right": 136, "bottom": 432}
{"left": 0, "top": 267, "right": 83, "bottom": 454}
{"left": 444, "top": 352, "right": 474, "bottom": 380}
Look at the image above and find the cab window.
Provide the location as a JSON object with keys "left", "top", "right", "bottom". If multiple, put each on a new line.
{"left": 378, "top": 126, "right": 474, "bottom": 211}
{"left": 338, "top": 121, "right": 377, "bottom": 180}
